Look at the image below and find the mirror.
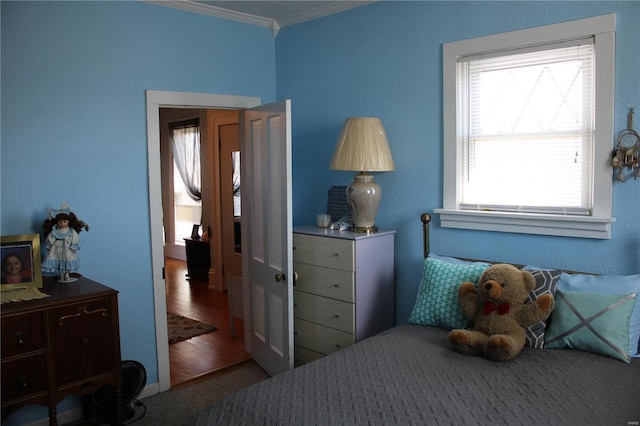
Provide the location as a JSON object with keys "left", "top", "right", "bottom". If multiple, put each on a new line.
{"left": 232, "top": 151, "right": 241, "bottom": 253}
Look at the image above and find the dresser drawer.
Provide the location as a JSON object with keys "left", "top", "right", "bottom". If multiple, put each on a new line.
{"left": 294, "top": 318, "right": 354, "bottom": 355}
{"left": 293, "top": 234, "right": 354, "bottom": 271}
{"left": 1, "top": 353, "right": 48, "bottom": 403}
{"left": 1, "top": 312, "right": 45, "bottom": 358}
{"left": 294, "top": 345, "right": 323, "bottom": 367}
{"left": 293, "top": 262, "right": 354, "bottom": 302}
{"left": 294, "top": 290, "right": 354, "bottom": 333}
{"left": 49, "top": 297, "right": 117, "bottom": 386}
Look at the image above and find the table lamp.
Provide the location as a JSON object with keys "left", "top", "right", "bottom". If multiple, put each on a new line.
{"left": 330, "top": 117, "right": 395, "bottom": 233}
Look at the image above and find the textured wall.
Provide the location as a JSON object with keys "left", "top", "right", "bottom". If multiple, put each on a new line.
{"left": 1, "top": 1, "right": 638, "bottom": 423}
{"left": 276, "top": 1, "right": 640, "bottom": 324}
{"left": 1, "top": 2, "right": 275, "bottom": 423}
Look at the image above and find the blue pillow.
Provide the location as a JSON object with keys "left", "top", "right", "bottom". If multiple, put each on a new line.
{"left": 409, "top": 257, "right": 489, "bottom": 330}
{"left": 546, "top": 291, "right": 636, "bottom": 363}
{"left": 557, "top": 272, "right": 640, "bottom": 358}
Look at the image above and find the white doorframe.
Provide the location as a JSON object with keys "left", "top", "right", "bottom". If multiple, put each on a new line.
{"left": 145, "top": 90, "right": 260, "bottom": 392}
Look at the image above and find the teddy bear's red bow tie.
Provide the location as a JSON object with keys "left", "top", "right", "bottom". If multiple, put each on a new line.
{"left": 483, "top": 301, "right": 510, "bottom": 315}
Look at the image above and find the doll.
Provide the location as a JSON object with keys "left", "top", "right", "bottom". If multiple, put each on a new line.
{"left": 42, "top": 204, "right": 89, "bottom": 282}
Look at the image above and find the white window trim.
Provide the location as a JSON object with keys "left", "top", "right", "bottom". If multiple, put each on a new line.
{"left": 436, "top": 14, "right": 616, "bottom": 239}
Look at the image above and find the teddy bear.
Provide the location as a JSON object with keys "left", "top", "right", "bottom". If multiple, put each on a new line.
{"left": 447, "top": 263, "right": 554, "bottom": 361}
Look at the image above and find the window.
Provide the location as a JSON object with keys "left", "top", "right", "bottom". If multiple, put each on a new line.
{"left": 170, "top": 119, "right": 202, "bottom": 244}
{"left": 436, "top": 14, "right": 616, "bottom": 239}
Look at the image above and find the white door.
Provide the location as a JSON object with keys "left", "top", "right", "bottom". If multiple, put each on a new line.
{"left": 241, "top": 100, "right": 293, "bottom": 376}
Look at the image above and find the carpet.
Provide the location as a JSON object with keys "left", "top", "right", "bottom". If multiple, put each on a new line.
{"left": 135, "top": 361, "right": 269, "bottom": 425}
{"left": 167, "top": 312, "right": 217, "bottom": 344}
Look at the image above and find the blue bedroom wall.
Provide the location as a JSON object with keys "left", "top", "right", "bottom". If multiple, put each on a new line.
{"left": 276, "top": 1, "right": 639, "bottom": 325}
{"left": 1, "top": 0, "right": 638, "bottom": 424}
{"left": 1, "top": 1, "right": 275, "bottom": 424}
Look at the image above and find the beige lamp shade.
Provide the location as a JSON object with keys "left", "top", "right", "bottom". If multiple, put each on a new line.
{"left": 330, "top": 117, "right": 395, "bottom": 172}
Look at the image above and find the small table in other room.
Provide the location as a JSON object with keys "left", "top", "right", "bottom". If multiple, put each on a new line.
{"left": 184, "top": 238, "right": 211, "bottom": 281}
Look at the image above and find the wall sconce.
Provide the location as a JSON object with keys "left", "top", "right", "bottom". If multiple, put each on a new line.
{"left": 612, "top": 107, "right": 640, "bottom": 182}
{"left": 330, "top": 117, "right": 395, "bottom": 233}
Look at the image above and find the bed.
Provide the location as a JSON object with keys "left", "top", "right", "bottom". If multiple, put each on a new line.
{"left": 188, "top": 213, "right": 640, "bottom": 425}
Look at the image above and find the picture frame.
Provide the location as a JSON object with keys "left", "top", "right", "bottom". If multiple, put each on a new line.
{"left": 1, "top": 234, "right": 43, "bottom": 291}
{"left": 190, "top": 224, "right": 201, "bottom": 240}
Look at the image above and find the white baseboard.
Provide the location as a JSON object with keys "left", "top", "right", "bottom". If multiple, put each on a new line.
{"left": 139, "top": 381, "right": 161, "bottom": 399}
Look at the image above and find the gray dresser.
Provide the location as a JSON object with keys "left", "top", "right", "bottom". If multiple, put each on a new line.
{"left": 292, "top": 226, "right": 395, "bottom": 366}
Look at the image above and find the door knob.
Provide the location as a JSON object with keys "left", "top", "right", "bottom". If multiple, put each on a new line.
{"left": 275, "top": 273, "right": 286, "bottom": 282}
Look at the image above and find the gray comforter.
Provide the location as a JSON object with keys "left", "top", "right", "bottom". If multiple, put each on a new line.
{"left": 187, "top": 325, "right": 640, "bottom": 425}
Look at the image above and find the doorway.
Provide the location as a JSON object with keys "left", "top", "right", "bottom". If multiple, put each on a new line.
{"left": 160, "top": 108, "right": 248, "bottom": 386}
{"left": 146, "top": 90, "right": 262, "bottom": 392}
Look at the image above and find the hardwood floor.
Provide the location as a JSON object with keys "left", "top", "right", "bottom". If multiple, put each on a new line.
{"left": 165, "top": 257, "right": 250, "bottom": 388}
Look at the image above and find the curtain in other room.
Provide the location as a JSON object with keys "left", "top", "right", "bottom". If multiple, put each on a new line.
{"left": 169, "top": 118, "right": 201, "bottom": 201}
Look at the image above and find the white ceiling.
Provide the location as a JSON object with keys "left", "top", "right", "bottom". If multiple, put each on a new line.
{"left": 144, "top": 1, "right": 373, "bottom": 35}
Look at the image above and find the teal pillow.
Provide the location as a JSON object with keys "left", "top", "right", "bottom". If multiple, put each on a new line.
{"left": 558, "top": 272, "right": 640, "bottom": 358}
{"left": 546, "top": 291, "right": 637, "bottom": 363}
{"left": 409, "top": 257, "right": 489, "bottom": 330}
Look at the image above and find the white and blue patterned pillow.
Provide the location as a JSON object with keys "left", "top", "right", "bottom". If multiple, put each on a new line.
{"left": 523, "top": 266, "right": 561, "bottom": 349}
{"left": 409, "top": 257, "right": 489, "bottom": 330}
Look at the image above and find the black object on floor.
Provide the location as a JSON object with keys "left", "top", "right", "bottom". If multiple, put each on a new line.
{"left": 92, "top": 360, "right": 147, "bottom": 423}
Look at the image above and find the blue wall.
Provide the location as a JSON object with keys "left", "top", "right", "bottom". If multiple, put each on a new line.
{"left": 1, "top": 1, "right": 275, "bottom": 423}
{"left": 1, "top": 0, "right": 638, "bottom": 424}
{"left": 277, "top": 0, "right": 639, "bottom": 328}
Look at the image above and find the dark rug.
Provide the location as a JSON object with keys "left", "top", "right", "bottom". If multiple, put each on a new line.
{"left": 167, "top": 312, "right": 217, "bottom": 344}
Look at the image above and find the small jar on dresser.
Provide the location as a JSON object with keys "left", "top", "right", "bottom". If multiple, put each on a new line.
{"left": 292, "top": 225, "right": 395, "bottom": 367}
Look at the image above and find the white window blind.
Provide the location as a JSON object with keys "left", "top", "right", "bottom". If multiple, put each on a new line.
{"left": 457, "top": 40, "right": 594, "bottom": 215}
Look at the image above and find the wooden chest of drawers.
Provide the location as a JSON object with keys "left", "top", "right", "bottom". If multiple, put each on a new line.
{"left": 292, "top": 226, "right": 395, "bottom": 366}
{"left": 1, "top": 276, "right": 122, "bottom": 425}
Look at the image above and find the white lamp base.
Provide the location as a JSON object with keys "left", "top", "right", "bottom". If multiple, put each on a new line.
{"left": 347, "top": 172, "right": 381, "bottom": 233}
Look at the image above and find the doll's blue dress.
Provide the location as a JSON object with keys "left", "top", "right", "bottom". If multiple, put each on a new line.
{"left": 41, "top": 227, "right": 80, "bottom": 274}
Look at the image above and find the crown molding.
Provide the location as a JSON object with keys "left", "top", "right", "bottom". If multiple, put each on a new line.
{"left": 142, "top": 1, "right": 375, "bottom": 35}
{"left": 143, "top": 0, "right": 272, "bottom": 27}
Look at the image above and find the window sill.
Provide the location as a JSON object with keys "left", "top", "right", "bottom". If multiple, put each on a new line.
{"left": 434, "top": 208, "right": 615, "bottom": 239}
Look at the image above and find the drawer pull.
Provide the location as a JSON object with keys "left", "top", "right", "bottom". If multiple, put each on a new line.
{"left": 335, "top": 344, "right": 342, "bottom": 348}
{"left": 81, "top": 381, "right": 96, "bottom": 391}
{"left": 333, "top": 284, "right": 340, "bottom": 288}
{"left": 333, "top": 314, "right": 340, "bottom": 319}
{"left": 333, "top": 252, "right": 340, "bottom": 257}
{"left": 58, "top": 305, "right": 107, "bottom": 326}
{"left": 16, "top": 331, "right": 25, "bottom": 346}
{"left": 18, "top": 374, "right": 28, "bottom": 390}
